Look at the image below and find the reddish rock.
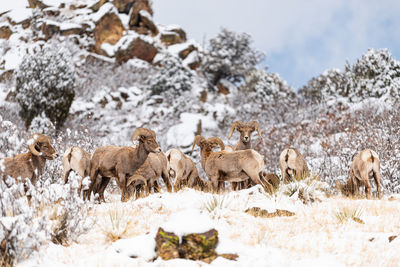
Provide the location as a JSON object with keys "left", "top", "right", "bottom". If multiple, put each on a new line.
{"left": 128, "top": 0, "right": 153, "bottom": 28}
{"left": 115, "top": 37, "right": 157, "bottom": 63}
{"left": 139, "top": 10, "right": 158, "bottom": 35}
{"left": 160, "top": 32, "right": 183, "bottom": 46}
{"left": 60, "top": 25, "right": 83, "bottom": 36}
{"left": 170, "top": 27, "right": 187, "bottom": 42}
{"left": 89, "top": 0, "right": 108, "bottom": 12}
{"left": 178, "top": 44, "right": 197, "bottom": 59}
{"left": 113, "top": 0, "right": 135, "bottom": 14}
{"left": 41, "top": 21, "right": 60, "bottom": 40}
{"left": 94, "top": 13, "right": 124, "bottom": 54}
{"left": 28, "top": 0, "right": 49, "bottom": 9}
{"left": 0, "top": 25, "right": 12, "bottom": 39}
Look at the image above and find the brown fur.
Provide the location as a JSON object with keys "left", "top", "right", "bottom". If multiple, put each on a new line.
{"left": 87, "top": 128, "right": 162, "bottom": 202}
{"left": 1, "top": 133, "right": 57, "bottom": 186}
{"left": 279, "top": 148, "right": 310, "bottom": 184}
{"left": 166, "top": 148, "right": 205, "bottom": 191}
{"left": 337, "top": 149, "right": 382, "bottom": 199}
{"left": 125, "top": 152, "right": 172, "bottom": 198}
{"left": 192, "top": 135, "right": 272, "bottom": 193}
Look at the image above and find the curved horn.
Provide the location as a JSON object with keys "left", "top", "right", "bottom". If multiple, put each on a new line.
{"left": 191, "top": 135, "right": 205, "bottom": 155}
{"left": 28, "top": 133, "right": 47, "bottom": 157}
{"left": 248, "top": 121, "right": 262, "bottom": 138}
{"left": 228, "top": 121, "right": 244, "bottom": 139}
{"left": 207, "top": 137, "right": 225, "bottom": 151}
{"left": 132, "top": 128, "right": 156, "bottom": 142}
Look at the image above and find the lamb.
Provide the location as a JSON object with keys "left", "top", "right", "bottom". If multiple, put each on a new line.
{"left": 87, "top": 127, "right": 169, "bottom": 202}
{"left": 62, "top": 146, "right": 92, "bottom": 195}
{"left": 336, "top": 149, "right": 382, "bottom": 199}
{"left": 192, "top": 135, "right": 273, "bottom": 193}
{"left": 165, "top": 148, "right": 205, "bottom": 191}
{"left": 227, "top": 120, "right": 262, "bottom": 190}
{"left": 279, "top": 148, "right": 310, "bottom": 184}
{"left": 0, "top": 133, "right": 57, "bottom": 187}
{"left": 125, "top": 152, "right": 170, "bottom": 198}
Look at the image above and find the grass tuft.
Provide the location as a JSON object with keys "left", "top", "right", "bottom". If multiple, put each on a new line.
{"left": 335, "top": 207, "right": 364, "bottom": 224}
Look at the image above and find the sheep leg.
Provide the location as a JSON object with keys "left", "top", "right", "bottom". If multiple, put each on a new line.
{"left": 173, "top": 168, "right": 185, "bottom": 191}
{"left": 161, "top": 169, "right": 172, "bottom": 192}
{"left": 281, "top": 166, "right": 289, "bottom": 184}
{"left": 87, "top": 168, "right": 100, "bottom": 201}
{"left": 97, "top": 177, "right": 110, "bottom": 202}
{"left": 63, "top": 169, "right": 72, "bottom": 184}
{"left": 117, "top": 172, "right": 129, "bottom": 202}
{"left": 187, "top": 170, "right": 198, "bottom": 189}
{"left": 373, "top": 171, "right": 382, "bottom": 199}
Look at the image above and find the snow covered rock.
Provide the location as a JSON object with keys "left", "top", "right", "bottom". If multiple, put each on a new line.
{"left": 0, "top": 24, "right": 12, "bottom": 39}
{"left": 115, "top": 35, "right": 157, "bottom": 63}
{"left": 93, "top": 12, "right": 124, "bottom": 54}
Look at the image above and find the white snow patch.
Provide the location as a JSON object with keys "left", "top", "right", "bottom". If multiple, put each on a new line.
{"left": 166, "top": 113, "right": 218, "bottom": 148}
{"left": 6, "top": 8, "right": 32, "bottom": 24}
{"left": 112, "top": 233, "right": 157, "bottom": 261}
{"left": 162, "top": 209, "right": 214, "bottom": 242}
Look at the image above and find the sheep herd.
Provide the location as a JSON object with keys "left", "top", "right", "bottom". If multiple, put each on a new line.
{"left": 0, "top": 121, "right": 383, "bottom": 202}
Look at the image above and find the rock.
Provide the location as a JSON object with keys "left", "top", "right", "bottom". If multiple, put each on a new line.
{"left": 113, "top": 0, "right": 135, "bottom": 14}
{"left": 89, "top": 0, "right": 109, "bottom": 12}
{"left": 389, "top": 235, "right": 397, "bottom": 242}
{"left": 128, "top": 0, "right": 153, "bottom": 28}
{"left": 180, "top": 229, "right": 219, "bottom": 263}
{"left": 217, "top": 82, "right": 230, "bottom": 95}
{"left": 28, "top": 0, "right": 49, "bottom": 9}
{"left": 60, "top": 25, "right": 83, "bottom": 36}
{"left": 155, "top": 227, "right": 180, "bottom": 260}
{"left": 245, "top": 207, "right": 295, "bottom": 218}
{"left": 178, "top": 44, "right": 197, "bottom": 59}
{"left": 139, "top": 10, "right": 158, "bottom": 35}
{"left": 170, "top": 27, "right": 187, "bottom": 42}
{"left": 0, "top": 25, "right": 12, "bottom": 39}
{"left": 115, "top": 37, "right": 157, "bottom": 63}
{"left": 160, "top": 32, "right": 184, "bottom": 46}
{"left": 219, "top": 253, "right": 239, "bottom": 261}
{"left": 94, "top": 13, "right": 124, "bottom": 54}
{"left": 41, "top": 21, "right": 60, "bottom": 40}
{"left": 43, "top": 7, "right": 61, "bottom": 17}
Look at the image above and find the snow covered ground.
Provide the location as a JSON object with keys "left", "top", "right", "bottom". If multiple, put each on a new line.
{"left": 18, "top": 186, "right": 400, "bottom": 267}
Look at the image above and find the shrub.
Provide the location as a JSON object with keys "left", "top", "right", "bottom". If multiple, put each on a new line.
{"left": 15, "top": 44, "right": 75, "bottom": 128}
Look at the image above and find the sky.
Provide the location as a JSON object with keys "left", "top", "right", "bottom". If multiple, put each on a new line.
{"left": 153, "top": 0, "right": 400, "bottom": 89}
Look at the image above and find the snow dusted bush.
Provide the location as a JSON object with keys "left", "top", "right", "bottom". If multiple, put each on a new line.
{"left": 277, "top": 176, "right": 329, "bottom": 204}
{"left": 202, "top": 28, "right": 265, "bottom": 85}
{"left": 29, "top": 113, "right": 56, "bottom": 136}
{"left": 15, "top": 43, "right": 75, "bottom": 128}
{"left": 300, "top": 49, "right": 400, "bottom": 105}
{"left": 149, "top": 55, "right": 194, "bottom": 95}
{"left": 0, "top": 115, "right": 25, "bottom": 158}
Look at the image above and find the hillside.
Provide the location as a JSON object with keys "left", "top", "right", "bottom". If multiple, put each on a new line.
{"left": 1, "top": 0, "right": 400, "bottom": 266}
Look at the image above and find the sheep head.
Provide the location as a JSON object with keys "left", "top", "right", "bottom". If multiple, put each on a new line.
{"left": 207, "top": 137, "right": 225, "bottom": 151}
{"left": 228, "top": 120, "right": 262, "bottom": 144}
{"left": 132, "top": 128, "right": 161, "bottom": 153}
{"left": 27, "top": 133, "right": 57, "bottom": 160}
{"left": 191, "top": 135, "right": 207, "bottom": 154}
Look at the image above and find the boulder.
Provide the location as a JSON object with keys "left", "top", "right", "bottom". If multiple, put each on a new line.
{"left": 41, "top": 21, "right": 60, "bottom": 40}
{"left": 178, "top": 44, "right": 196, "bottom": 59}
{"left": 113, "top": 0, "right": 135, "bottom": 14}
{"left": 139, "top": 10, "right": 158, "bottom": 35}
{"left": 155, "top": 227, "right": 180, "bottom": 260}
{"left": 60, "top": 24, "right": 83, "bottom": 36}
{"left": 245, "top": 207, "right": 295, "bottom": 218}
{"left": 28, "top": 0, "right": 49, "bottom": 9}
{"left": 170, "top": 27, "right": 186, "bottom": 42}
{"left": 94, "top": 13, "right": 124, "bottom": 54}
{"left": 160, "top": 32, "right": 183, "bottom": 46}
{"left": 89, "top": 0, "right": 109, "bottom": 12}
{"left": 0, "top": 25, "right": 12, "bottom": 39}
{"left": 180, "top": 229, "right": 219, "bottom": 263}
{"left": 128, "top": 0, "right": 153, "bottom": 28}
{"left": 115, "top": 37, "right": 157, "bottom": 63}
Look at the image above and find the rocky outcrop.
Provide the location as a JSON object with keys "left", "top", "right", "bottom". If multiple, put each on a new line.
{"left": 160, "top": 32, "right": 184, "bottom": 47}
{"left": 41, "top": 21, "right": 60, "bottom": 40}
{"left": 115, "top": 37, "right": 157, "bottom": 63}
{"left": 0, "top": 25, "right": 12, "bottom": 39}
{"left": 245, "top": 207, "right": 295, "bottom": 218}
{"left": 94, "top": 13, "right": 124, "bottom": 54}
{"left": 128, "top": 0, "right": 153, "bottom": 28}
{"left": 155, "top": 227, "right": 237, "bottom": 263}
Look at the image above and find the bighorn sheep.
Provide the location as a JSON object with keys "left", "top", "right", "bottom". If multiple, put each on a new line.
{"left": 125, "top": 152, "right": 170, "bottom": 198}
{"left": 192, "top": 135, "right": 273, "bottom": 193}
{"left": 87, "top": 128, "right": 170, "bottom": 202}
{"left": 62, "top": 146, "right": 92, "bottom": 195}
{"left": 165, "top": 148, "right": 205, "bottom": 191}
{"left": 336, "top": 149, "right": 382, "bottom": 199}
{"left": 279, "top": 148, "right": 310, "bottom": 184}
{"left": 228, "top": 120, "right": 262, "bottom": 190}
{"left": 0, "top": 133, "right": 57, "bottom": 187}
{"left": 228, "top": 121, "right": 262, "bottom": 150}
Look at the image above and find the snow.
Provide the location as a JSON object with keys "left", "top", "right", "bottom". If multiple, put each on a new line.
{"left": 113, "top": 233, "right": 157, "bottom": 261}
{"left": 166, "top": 113, "right": 218, "bottom": 148}
{"left": 59, "top": 22, "right": 82, "bottom": 31}
{"left": 3, "top": 48, "right": 24, "bottom": 70}
{"left": 162, "top": 209, "right": 214, "bottom": 241}
{"left": 90, "top": 3, "right": 116, "bottom": 22}
{"left": 100, "top": 43, "right": 116, "bottom": 57}
{"left": 0, "top": 0, "right": 28, "bottom": 14}
{"left": 6, "top": 8, "right": 32, "bottom": 24}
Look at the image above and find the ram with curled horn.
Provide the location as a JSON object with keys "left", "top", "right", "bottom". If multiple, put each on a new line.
{"left": 87, "top": 127, "right": 171, "bottom": 202}
{"left": 192, "top": 135, "right": 273, "bottom": 193}
{"left": 1, "top": 133, "right": 58, "bottom": 188}
{"left": 227, "top": 120, "right": 262, "bottom": 151}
